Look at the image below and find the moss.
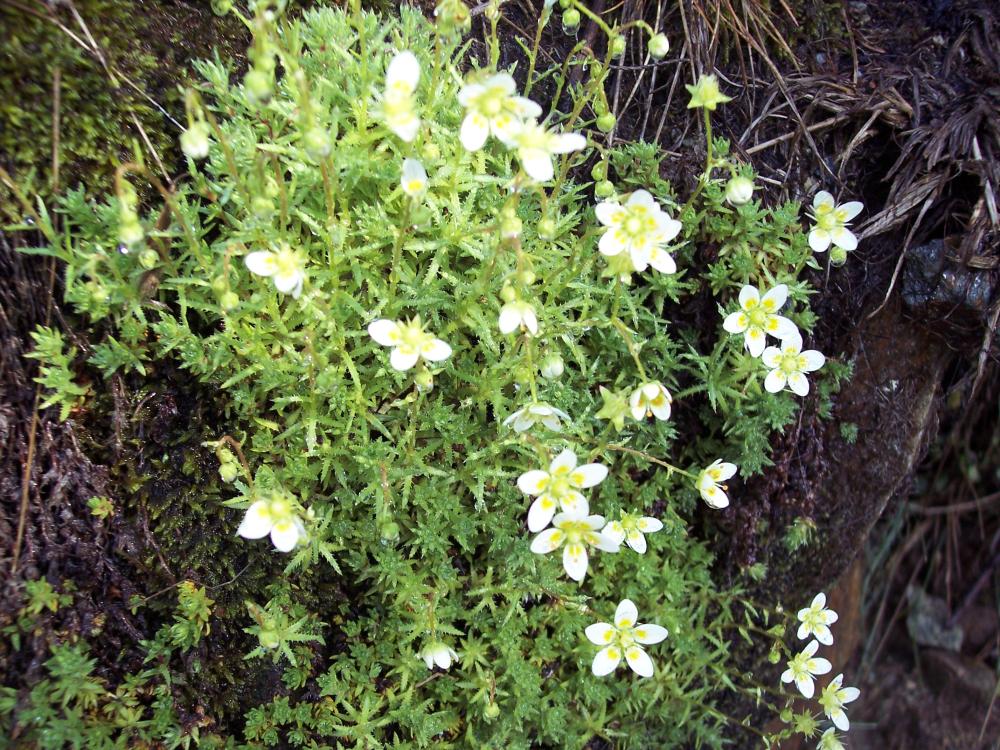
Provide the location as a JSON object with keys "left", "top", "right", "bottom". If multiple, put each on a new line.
{"left": 0, "top": 0, "right": 247, "bottom": 221}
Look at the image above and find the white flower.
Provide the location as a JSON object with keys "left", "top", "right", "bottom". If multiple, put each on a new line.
{"left": 722, "top": 284, "right": 798, "bottom": 357}
{"left": 180, "top": 121, "right": 210, "bottom": 159}
{"left": 725, "top": 175, "right": 754, "bottom": 205}
{"left": 762, "top": 332, "right": 825, "bottom": 396}
{"left": 498, "top": 300, "right": 538, "bottom": 335}
{"left": 817, "top": 727, "right": 846, "bottom": 750}
{"left": 808, "top": 191, "right": 863, "bottom": 254}
{"left": 503, "top": 402, "right": 570, "bottom": 433}
{"left": 530, "top": 510, "right": 619, "bottom": 581}
{"left": 585, "top": 599, "right": 668, "bottom": 678}
{"left": 368, "top": 316, "right": 452, "bottom": 372}
{"left": 381, "top": 51, "right": 420, "bottom": 142}
{"left": 696, "top": 459, "right": 737, "bottom": 509}
{"left": 457, "top": 72, "right": 542, "bottom": 151}
{"left": 245, "top": 244, "right": 306, "bottom": 298}
{"left": 400, "top": 158, "right": 428, "bottom": 198}
{"left": 517, "top": 449, "right": 608, "bottom": 532}
{"left": 797, "top": 592, "right": 839, "bottom": 646}
{"left": 595, "top": 190, "right": 682, "bottom": 274}
{"left": 508, "top": 120, "right": 587, "bottom": 182}
{"left": 629, "top": 381, "right": 672, "bottom": 421}
{"left": 602, "top": 512, "right": 663, "bottom": 554}
{"left": 781, "top": 640, "right": 832, "bottom": 698}
{"left": 819, "top": 673, "right": 860, "bottom": 731}
{"left": 419, "top": 641, "right": 458, "bottom": 670}
{"left": 237, "top": 495, "right": 306, "bottom": 553}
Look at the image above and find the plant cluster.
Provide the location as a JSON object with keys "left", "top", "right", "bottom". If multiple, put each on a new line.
{"left": 10, "top": 0, "right": 866, "bottom": 746}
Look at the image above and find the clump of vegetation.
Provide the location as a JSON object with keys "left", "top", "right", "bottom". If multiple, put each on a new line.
{"left": 8, "top": 0, "right": 864, "bottom": 746}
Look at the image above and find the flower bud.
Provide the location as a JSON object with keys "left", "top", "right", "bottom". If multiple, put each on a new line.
{"left": 649, "top": 33, "right": 669, "bottom": 58}
{"left": 484, "top": 1, "right": 499, "bottom": 21}
{"left": 562, "top": 8, "right": 580, "bottom": 30}
{"left": 830, "top": 246, "right": 848, "bottom": 266}
{"left": 499, "top": 284, "right": 517, "bottom": 303}
{"left": 303, "top": 127, "right": 331, "bottom": 161}
{"left": 590, "top": 161, "right": 607, "bottom": 181}
{"left": 138, "top": 248, "right": 159, "bottom": 270}
{"left": 219, "top": 462, "right": 239, "bottom": 483}
{"left": 518, "top": 269, "right": 536, "bottom": 286}
{"left": 180, "top": 121, "right": 211, "bottom": 160}
{"left": 220, "top": 291, "right": 240, "bottom": 311}
{"left": 414, "top": 368, "right": 434, "bottom": 393}
{"left": 610, "top": 35, "right": 626, "bottom": 57}
{"left": 252, "top": 196, "right": 276, "bottom": 219}
{"left": 119, "top": 219, "right": 144, "bottom": 247}
{"left": 211, "top": 0, "right": 233, "bottom": 15}
{"left": 435, "top": 0, "right": 471, "bottom": 34}
{"left": 421, "top": 142, "right": 441, "bottom": 162}
{"left": 724, "top": 175, "right": 754, "bottom": 206}
{"left": 244, "top": 69, "right": 273, "bottom": 104}
{"left": 87, "top": 281, "right": 109, "bottom": 305}
{"left": 379, "top": 520, "right": 400, "bottom": 542}
{"left": 596, "top": 113, "right": 616, "bottom": 132}
{"left": 501, "top": 213, "right": 522, "bottom": 240}
{"left": 539, "top": 353, "right": 564, "bottom": 379}
{"left": 211, "top": 275, "right": 229, "bottom": 295}
{"left": 594, "top": 180, "right": 614, "bottom": 198}
{"left": 537, "top": 217, "right": 557, "bottom": 239}
{"left": 259, "top": 628, "right": 280, "bottom": 649}
{"left": 484, "top": 702, "right": 501, "bottom": 720}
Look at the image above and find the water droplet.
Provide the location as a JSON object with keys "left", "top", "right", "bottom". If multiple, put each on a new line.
{"left": 23, "top": 216, "right": 35, "bottom": 226}
{"left": 117, "top": 243, "right": 130, "bottom": 254}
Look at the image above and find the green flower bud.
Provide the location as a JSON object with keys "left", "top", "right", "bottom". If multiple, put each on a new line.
{"left": 610, "top": 35, "right": 626, "bottom": 57}
{"left": 649, "top": 33, "right": 669, "bottom": 58}
{"left": 220, "top": 291, "right": 240, "bottom": 311}
{"left": 211, "top": 0, "right": 233, "bottom": 15}
{"left": 724, "top": 175, "right": 754, "bottom": 206}
{"left": 414, "top": 368, "right": 434, "bottom": 393}
{"left": 539, "top": 353, "right": 564, "bottom": 379}
{"left": 119, "top": 219, "right": 144, "bottom": 247}
{"left": 518, "top": 269, "right": 536, "bottom": 286}
{"left": 594, "top": 180, "right": 614, "bottom": 198}
{"left": 830, "top": 246, "right": 848, "bottom": 266}
{"left": 244, "top": 69, "right": 273, "bottom": 104}
{"left": 537, "top": 217, "right": 557, "bottom": 239}
{"left": 779, "top": 708, "right": 793, "bottom": 724}
{"left": 435, "top": 0, "right": 471, "bottom": 34}
{"left": 562, "top": 8, "right": 580, "bottom": 30}
{"left": 259, "top": 628, "right": 280, "bottom": 649}
{"left": 484, "top": 702, "right": 501, "bottom": 720}
{"left": 219, "top": 462, "right": 239, "bottom": 483}
{"left": 499, "top": 284, "right": 517, "bottom": 303}
{"left": 590, "top": 161, "right": 607, "bottom": 181}
{"left": 180, "top": 121, "right": 211, "bottom": 160}
{"left": 252, "top": 196, "right": 276, "bottom": 219}
{"left": 421, "top": 142, "right": 441, "bottom": 162}
{"left": 596, "top": 113, "right": 616, "bottom": 132}
{"left": 484, "top": 1, "right": 499, "bottom": 21}
{"left": 138, "top": 248, "right": 159, "bottom": 270}
{"left": 559, "top": 0, "right": 571, "bottom": 8}
{"left": 303, "top": 127, "right": 331, "bottom": 161}
{"left": 501, "top": 213, "right": 522, "bottom": 240}
{"left": 87, "top": 281, "right": 110, "bottom": 305}
{"left": 211, "top": 275, "right": 229, "bottom": 295}
{"left": 380, "top": 521, "right": 400, "bottom": 542}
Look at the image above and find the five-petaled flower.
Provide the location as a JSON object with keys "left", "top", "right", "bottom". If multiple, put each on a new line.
{"left": 419, "top": 641, "right": 458, "bottom": 671}
{"left": 819, "top": 673, "right": 860, "bottom": 731}
{"left": 457, "top": 72, "right": 542, "bottom": 151}
{"left": 517, "top": 449, "right": 608, "bottom": 532}
{"left": 504, "top": 402, "right": 570, "bottom": 433}
{"left": 508, "top": 120, "right": 587, "bottom": 182}
{"left": 401, "top": 158, "right": 428, "bottom": 198}
{"left": 237, "top": 494, "right": 306, "bottom": 553}
{"left": 381, "top": 51, "right": 421, "bottom": 142}
{"left": 781, "top": 640, "right": 832, "bottom": 698}
{"left": 245, "top": 244, "right": 306, "bottom": 298}
{"left": 368, "top": 316, "right": 452, "bottom": 372}
{"left": 498, "top": 299, "right": 538, "bottom": 335}
{"left": 797, "top": 592, "right": 839, "bottom": 645}
{"left": 596, "top": 190, "right": 682, "bottom": 275}
{"left": 629, "top": 381, "right": 673, "bottom": 422}
{"left": 585, "top": 599, "right": 668, "bottom": 677}
{"left": 696, "top": 459, "right": 738, "bottom": 509}
{"left": 685, "top": 74, "right": 733, "bottom": 111}
{"left": 530, "top": 509, "right": 619, "bottom": 581}
{"left": 761, "top": 332, "right": 825, "bottom": 396}
{"left": 602, "top": 511, "right": 663, "bottom": 554}
{"left": 808, "top": 191, "right": 863, "bottom": 254}
{"left": 722, "top": 283, "right": 798, "bottom": 357}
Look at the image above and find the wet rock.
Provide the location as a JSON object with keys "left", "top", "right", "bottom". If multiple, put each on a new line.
{"left": 902, "top": 239, "right": 995, "bottom": 331}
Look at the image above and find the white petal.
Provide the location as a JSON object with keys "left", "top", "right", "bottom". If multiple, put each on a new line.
{"left": 738, "top": 285, "right": 760, "bottom": 309}
{"left": 434, "top": 647, "right": 452, "bottom": 670}
{"left": 809, "top": 228, "right": 831, "bottom": 253}
{"left": 245, "top": 251, "right": 277, "bottom": 277}
{"left": 592, "top": 645, "right": 622, "bottom": 676}
{"left": 270, "top": 519, "right": 301, "bottom": 552}
{"left": 702, "top": 485, "right": 730, "bottom": 509}
{"left": 764, "top": 368, "right": 787, "bottom": 393}
{"left": 787, "top": 372, "right": 810, "bottom": 396}
{"left": 519, "top": 149, "right": 554, "bottom": 182}
{"left": 273, "top": 270, "right": 303, "bottom": 295}
{"left": 811, "top": 593, "right": 827, "bottom": 609}
{"left": 760, "top": 284, "right": 788, "bottom": 311}
{"left": 831, "top": 708, "right": 850, "bottom": 732}
{"left": 585, "top": 622, "right": 615, "bottom": 646}
{"left": 498, "top": 305, "right": 522, "bottom": 334}
{"left": 810, "top": 657, "right": 832, "bottom": 675}
{"left": 633, "top": 623, "right": 668, "bottom": 645}
{"left": 803, "top": 640, "right": 820, "bottom": 656}
{"left": 386, "top": 51, "right": 420, "bottom": 92}
{"left": 626, "top": 530, "right": 647, "bottom": 554}
{"left": 598, "top": 228, "right": 626, "bottom": 256}
{"left": 570, "top": 463, "right": 607, "bottom": 488}
{"left": 648, "top": 248, "right": 677, "bottom": 274}
{"left": 767, "top": 315, "right": 799, "bottom": 340}
{"left": 530, "top": 528, "right": 563, "bottom": 554}
{"left": 830, "top": 227, "right": 858, "bottom": 251}
{"left": 549, "top": 448, "right": 578, "bottom": 474}
{"left": 724, "top": 311, "right": 750, "bottom": 334}
{"left": 591, "top": 532, "right": 620, "bottom": 553}
{"left": 509, "top": 96, "right": 542, "bottom": 119}
{"left": 615, "top": 599, "right": 638, "bottom": 628}
{"left": 838, "top": 201, "right": 863, "bottom": 221}
{"left": 550, "top": 132, "right": 587, "bottom": 154}
{"left": 460, "top": 112, "right": 490, "bottom": 152}
{"left": 558, "top": 491, "right": 587, "bottom": 515}
{"left": 237, "top": 500, "right": 272, "bottom": 539}
{"left": 655, "top": 215, "right": 683, "bottom": 243}
{"left": 813, "top": 190, "right": 834, "bottom": 209}
{"left": 390, "top": 346, "right": 420, "bottom": 371}
{"left": 625, "top": 646, "right": 654, "bottom": 677}
{"left": 602, "top": 521, "right": 626, "bottom": 545}
{"left": 840, "top": 686, "right": 861, "bottom": 703}
{"left": 627, "top": 190, "right": 656, "bottom": 209}
{"left": 795, "top": 675, "right": 815, "bottom": 698}
{"left": 422, "top": 651, "right": 435, "bottom": 669}
{"left": 814, "top": 624, "right": 834, "bottom": 645}
{"left": 716, "top": 462, "right": 738, "bottom": 481}
{"left": 746, "top": 327, "right": 767, "bottom": 357}
{"left": 649, "top": 396, "right": 672, "bottom": 421}
{"left": 637, "top": 517, "right": 663, "bottom": 533}
{"left": 595, "top": 201, "right": 623, "bottom": 227}
{"left": 801, "top": 350, "right": 826, "bottom": 372}
{"left": 761, "top": 346, "right": 782, "bottom": 368}
{"left": 368, "top": 319, "right": 401, "bottom": 347}
{"left": 782, "top": 330, "right": 804, "bottom": 353}
{"left": 562, "top": 542, "right": 589, "bottom": 581}
{"left": 420, "top": 338, "right": 452, "bottom": 362}
{"left": 527, "top": 496, "right": 557, "bottom": 532}
{"left": 517, "top": 470, "right": 550, "bottom": 496}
